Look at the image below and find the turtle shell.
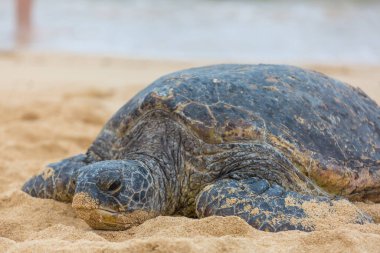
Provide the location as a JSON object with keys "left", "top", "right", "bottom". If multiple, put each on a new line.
{"left": 88, "top": 64, "right": 380, "bottom": 195}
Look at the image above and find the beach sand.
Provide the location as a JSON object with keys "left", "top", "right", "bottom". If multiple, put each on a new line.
{"left": 0, "top": 52, "right": 380, "bottom": 252}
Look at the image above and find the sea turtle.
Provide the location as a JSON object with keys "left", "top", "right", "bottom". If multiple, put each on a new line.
{"left": 22, "top": 64, "right": 380, "bottom": 232}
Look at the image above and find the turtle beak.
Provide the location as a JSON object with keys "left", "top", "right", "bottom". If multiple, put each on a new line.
{"left": 72, "top": 192, "right": 125, "bottom": 230}
{"left": 71, "top": 191, "right": 118, "bottom": 229}
{"left": 72, "top": 192, "right": 157, "bottom": 230}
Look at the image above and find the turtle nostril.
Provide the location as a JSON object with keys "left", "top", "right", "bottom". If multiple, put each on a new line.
{"left": 107, "top": 180, "right": 121, "bottom": 192}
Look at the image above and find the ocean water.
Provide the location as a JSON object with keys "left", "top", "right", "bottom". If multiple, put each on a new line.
{"left": 1, "top": 0, "right": 380, "bottom": 64}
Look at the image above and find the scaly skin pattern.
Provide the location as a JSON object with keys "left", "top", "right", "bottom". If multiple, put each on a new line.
{"left": 22, "top": 154, "right": 88, "bottom": 202}
{"left": 72, "top": 160, "right": 163, "bottom": 230}
{"left": 195, "top": 178, "right": 371, "bottom": 232}
{"left": 22, "top": 64, "right": 380, "bottom": 231}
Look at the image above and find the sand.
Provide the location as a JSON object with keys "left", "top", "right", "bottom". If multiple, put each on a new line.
{"left": 0, "top": 52, "right": 380, "bottom": 253}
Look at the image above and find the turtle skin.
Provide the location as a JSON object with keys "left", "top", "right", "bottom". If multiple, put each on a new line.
{"left": 23, "top": 64, "right": 380, "bottom": 231}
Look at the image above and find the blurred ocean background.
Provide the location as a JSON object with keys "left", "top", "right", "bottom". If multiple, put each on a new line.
{"left": 1, "top": 0, "right": 380, "bottom": 64}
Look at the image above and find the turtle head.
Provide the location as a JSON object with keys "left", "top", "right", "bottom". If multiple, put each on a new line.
{"left": 72, "top": 160, "right": 162, "bottom": 230}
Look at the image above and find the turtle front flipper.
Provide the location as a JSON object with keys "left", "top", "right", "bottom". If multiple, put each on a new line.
{"left": 195, "top": 178, "right": 372, "bottom": 232}
{"left": 22, "top": 154, "right": 88, "bottom": 202}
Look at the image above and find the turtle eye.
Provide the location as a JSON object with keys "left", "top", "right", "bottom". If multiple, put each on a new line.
{"left": 96, "top": 170, "right": 123, "bottom": 195}
{"left": 108, "top": 180, "right": 122, "bottom": 193}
